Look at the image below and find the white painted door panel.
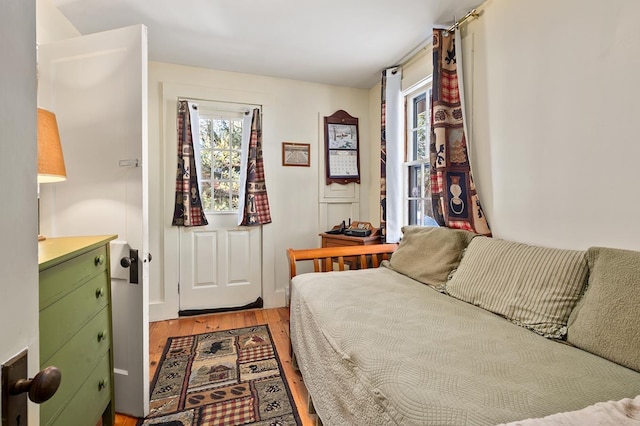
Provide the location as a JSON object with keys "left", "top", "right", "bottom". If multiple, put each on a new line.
{"left": 0, "top": 2, "right": 39, "bottom": 423}
{"left": 179, "top": 213, "right": 261, "bottom": 311}
{"left": 38, "top": 25, "right": 149, "bottom": 418}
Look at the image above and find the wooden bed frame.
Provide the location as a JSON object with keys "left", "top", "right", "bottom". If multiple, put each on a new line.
{"left": 287, "top": 243, "right": 398, "bottom": 279}
{"left": 286, "top": 243, "right": 398, "bottom": 424}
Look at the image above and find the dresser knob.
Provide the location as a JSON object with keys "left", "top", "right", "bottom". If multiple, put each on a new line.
{"left": 98, "top": 379, "right": 107, "bottom": 391}
{"left": 95, "top": 255, "right": 105, "bottom": 266}
{"left": 10, "top": 366, "right": 62, "bottom": 404}
{"left": 97, "top": 331, "right": 107, "bottom": 342}
{"left": 95, "top": 288, "right": 105, "bottom": 298}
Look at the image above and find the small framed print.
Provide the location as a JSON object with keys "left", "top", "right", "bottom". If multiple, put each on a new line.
{"left": 324, "top": 110, "right": 360, "bottom": 185}
{"left": 282, "top": 142, "right": 310, "bottom": 167}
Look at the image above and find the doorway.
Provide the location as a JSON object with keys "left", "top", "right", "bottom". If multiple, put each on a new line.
{"left": 178, "top": 101, "right": 262, "bottom": 312}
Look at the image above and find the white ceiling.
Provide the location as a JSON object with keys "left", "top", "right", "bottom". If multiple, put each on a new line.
{"left": 51, "top": 0, "right": 482, "bottom": 89}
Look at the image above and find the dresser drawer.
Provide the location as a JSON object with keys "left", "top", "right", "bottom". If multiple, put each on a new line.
{"left": 40, "top": 271, "right": 110, "bottom": 362}
{"left": 40, "top": 307, "right": 111, "bottom": 423}
{"left": 46, "top": 352, "right": 112, "bottom": 426}
{"left": 40, "top": 246, "right": 108, "bottom": 309}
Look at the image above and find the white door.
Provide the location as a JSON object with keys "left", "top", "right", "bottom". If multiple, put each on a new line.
{"left": 179, "top": 216, "right": 262, "bottom": 311}
{"left": 178, "top": 105, "right": 262, "bottom": 312}
{"left": 0, "top": 2, "right": 40, "bottom": 423}
{"left": 38, "top": 25, "right": 149, "bottom": 418}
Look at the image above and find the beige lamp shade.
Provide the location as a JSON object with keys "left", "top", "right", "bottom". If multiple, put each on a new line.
{"left": 37, "top": 108, "right": 67, "bottom": 183}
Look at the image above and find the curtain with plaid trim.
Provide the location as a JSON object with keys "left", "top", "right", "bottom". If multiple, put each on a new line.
{"left": 430, "top": 29, "right": 491, "bottom": 236}
{"left": 172, "top": 100, "right": 209, "bottom": 227}
{"left": 239, "top": 108, "right": 272, "bottom": 226}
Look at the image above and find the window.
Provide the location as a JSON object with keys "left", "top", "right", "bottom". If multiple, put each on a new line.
{"left": 198, "top": 111, "right": 244, "bottom": 212}
{"left": 404, "top": 81, "right": 437, "bottom": 226}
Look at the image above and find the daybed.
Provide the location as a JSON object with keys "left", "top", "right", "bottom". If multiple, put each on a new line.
{"left": 287, "top": 227, "right": 640, "bottom": 425}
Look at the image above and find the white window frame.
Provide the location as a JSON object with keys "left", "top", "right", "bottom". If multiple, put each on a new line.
{"left": 402, "top": 77, "right": 434, "bottom": 226}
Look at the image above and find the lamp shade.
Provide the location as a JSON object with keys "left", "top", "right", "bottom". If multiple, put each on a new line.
{"left": 37, "top": 108, "right": 67, "bottom": 183}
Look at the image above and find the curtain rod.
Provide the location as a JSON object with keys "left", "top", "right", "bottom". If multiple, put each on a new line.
{"left": 178, "top": 97, "right": 254, "bottom": 115}
{"left": 395, "top": 7, "right": 482, "bottom": 69}
{"left": 446, "top": 8, "right": 480, "bottom": 33}
{"left": 397, "top": 42, "right": 430, "bottom": 69}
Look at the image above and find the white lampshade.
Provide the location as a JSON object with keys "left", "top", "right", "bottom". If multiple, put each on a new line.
{"left": 37, "top": 108, "right": 67, "bottom": 183}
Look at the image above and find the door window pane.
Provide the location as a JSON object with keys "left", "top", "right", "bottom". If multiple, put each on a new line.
{"left": 231, "top": 120, "right": 242, "bottom": 149}
{"left": 199, "top": 116, "right": 244, "bottom": 212}
{"left": 201, "top": 181, "right": 212, "bottom": 211}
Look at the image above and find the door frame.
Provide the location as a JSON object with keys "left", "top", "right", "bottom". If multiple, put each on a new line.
{"left": 153, "top": 83, "right": 277, "bottom": 322}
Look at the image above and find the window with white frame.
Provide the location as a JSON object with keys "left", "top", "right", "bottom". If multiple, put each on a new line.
{"left": 403, "top": 80, "right": 437, "bottom": 226}
{"left": 198, "top": 110, "right": 244, "bottom": 212}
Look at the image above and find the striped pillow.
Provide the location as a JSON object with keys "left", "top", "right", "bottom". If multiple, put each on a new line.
{"left": 445, "top": 237, "right": 588, "bottom": 338}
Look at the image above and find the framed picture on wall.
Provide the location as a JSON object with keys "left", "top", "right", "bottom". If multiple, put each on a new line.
{"left": 324, "top": 110, "right": 360, "bottom": 185}
{"left": 282, "top": 142, "right": 311, "bottom": 167}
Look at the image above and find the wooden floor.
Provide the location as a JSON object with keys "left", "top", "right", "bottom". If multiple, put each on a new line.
{"left": 114, "top": 307, "right": 314, "bottom": 426}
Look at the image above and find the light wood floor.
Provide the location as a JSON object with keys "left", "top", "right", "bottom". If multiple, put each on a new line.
{"left": 114, "top": 307, "right": 314, "bottom": 426}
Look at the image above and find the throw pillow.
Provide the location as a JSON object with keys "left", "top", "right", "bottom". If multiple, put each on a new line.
{"left": 384, "top": 226, "right": 477, "bottom": 291}
{"left": 566, "top": 246, "right": 640, "bottom": 372}
{"left": 445, "top": 236, "right": 588, "bottom": 339}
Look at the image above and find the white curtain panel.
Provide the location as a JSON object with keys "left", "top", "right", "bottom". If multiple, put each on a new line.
{"left": 385, "top": 68, "right": 403, "bottom": 243}
{"left": 187, "top": 101, "right": 203, "bottom": 197}
{"left": 237, "top": 111, "right": 252, "bottom": 225}
{"left": 455, "top": 30, "right": 473, "bottom": 163}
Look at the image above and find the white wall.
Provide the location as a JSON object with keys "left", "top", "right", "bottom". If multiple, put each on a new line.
{"left": 0, "top": 1, "right": 39, "bottom": 422}
{"left": 36, "top": 0, "right": 79, "bottom": 43}
{"left": 34, "top": 0, "right": 373, "bottom": 321}
{"left": 148, "top": 62, "right": 371, "bottom": 320}
{"left": 464, "top": 0, "right": 640, "bottom": 251}
{"left": 368, "top": 0, "right": 640, "bottom": 252}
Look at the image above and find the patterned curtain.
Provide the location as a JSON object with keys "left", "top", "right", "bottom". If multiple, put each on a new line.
{"left": 172, "top": 100, "right": 208, "bottom": 227}
{"left": 239, "top": 108, "right": 272, "bottom": 226}
{"left": 430, "top": 29, "right": 491, "bottom": 236}
{"left": 380, "top": 71, "right": 388, "bottom": 242}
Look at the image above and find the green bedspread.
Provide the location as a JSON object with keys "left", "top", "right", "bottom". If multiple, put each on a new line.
{"left": 290, "top": 267, "right": 640, "bottom": 425}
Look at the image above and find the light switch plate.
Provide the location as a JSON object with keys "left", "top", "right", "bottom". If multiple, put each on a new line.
{"left": 1, "top": 350, "right": 28, "bottom": 426}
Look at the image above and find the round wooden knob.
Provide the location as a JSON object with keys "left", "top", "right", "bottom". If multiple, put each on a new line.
{"left": 11, "top": 366, "right": 62, "bottom": 404}
{"left": 95, "top": 255, "right": 105, "bottom": 266}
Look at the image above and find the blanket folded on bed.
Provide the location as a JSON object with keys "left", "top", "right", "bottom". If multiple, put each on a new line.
{"left": 500, "top": 395, "right": 640, "bottom": 425}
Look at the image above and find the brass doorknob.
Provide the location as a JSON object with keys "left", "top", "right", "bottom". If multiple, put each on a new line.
{"left": 10, "top": 366, "right": 62, "bottom": 403}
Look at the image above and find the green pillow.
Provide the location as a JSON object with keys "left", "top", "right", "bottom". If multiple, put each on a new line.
{"left": 385, "top": 226, "right": 476, "bottom": 291}
{"left": 567, "top": 246, "right": 640, "bottom": 372}
{"left": 446, "top": 237, "right": 588, "bottom": 339}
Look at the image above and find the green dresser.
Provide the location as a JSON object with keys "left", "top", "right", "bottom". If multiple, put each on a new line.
{"left": 38, "top": 235, "right": 117, "bottom": 426}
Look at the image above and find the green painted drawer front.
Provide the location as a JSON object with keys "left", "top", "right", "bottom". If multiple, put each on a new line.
{"left": 40, "top": 271, "right": 109, "bottom": 362}
{"left": 40, "top": 307, "right": 111, "bottom": 424}
{"left": 47, "top": 352, "right": 112, "bottom": 426}
{"left": 40, "top": 246, "right": 107, "bottom": 309}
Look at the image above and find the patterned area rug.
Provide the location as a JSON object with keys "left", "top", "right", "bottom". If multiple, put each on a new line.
{"left": 139, "top": 325, "right": 301, "bottom": 426}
